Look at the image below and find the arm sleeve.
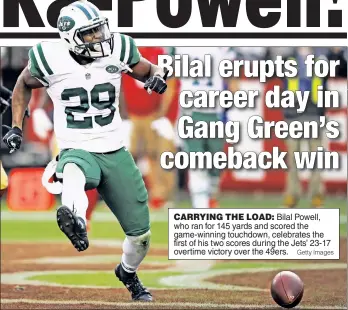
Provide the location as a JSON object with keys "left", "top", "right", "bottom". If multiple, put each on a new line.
{"left": 119, "top": 34, "right": 142, "bottom": 67}
{"left": 28, "top": 43, "right": 53, "bottom": 86}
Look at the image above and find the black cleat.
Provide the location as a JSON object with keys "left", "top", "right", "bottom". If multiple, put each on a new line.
{"left": 115, "top": 264, "right": 153, "bottom": 301}
{"left": 56, "top": 206, "right": 89, "bottom": 252}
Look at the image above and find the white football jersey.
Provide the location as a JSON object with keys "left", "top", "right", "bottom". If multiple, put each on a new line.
{"left": 28, "top": 33, "right": 140, "bottom": 153}
{"left": 173, "top": 47, "right": 237, "bottom": 114}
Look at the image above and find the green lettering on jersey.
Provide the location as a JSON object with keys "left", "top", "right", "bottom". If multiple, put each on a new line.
{"left": 91, "top": 83, "right": 116, "bottom": 127}
{"left": 62, "top": 83, "right": 116, "bottom": 129}
{"left": 62, "top": 88, "right": 92, "bottom": 129}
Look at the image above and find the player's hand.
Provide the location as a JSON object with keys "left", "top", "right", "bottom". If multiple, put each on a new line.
{"left": 144, "top": 71, "right": 169, "bottom": 95}
{"left": 2, "top": 126, "right": 23, "bottom": 153}
{"left": 151, "top": 117, "right": 175, "bottom": 141}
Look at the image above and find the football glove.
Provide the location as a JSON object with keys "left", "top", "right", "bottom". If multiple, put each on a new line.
{"left": 144, "top": 71, "right": 169, "bottom": 95}
{"left": 2, "top": 125, "right": 23, "bottom": 153}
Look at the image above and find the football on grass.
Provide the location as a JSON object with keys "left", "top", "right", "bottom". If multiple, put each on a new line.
{"left": 271, "top": 271, "right": 304, "bottom": 308}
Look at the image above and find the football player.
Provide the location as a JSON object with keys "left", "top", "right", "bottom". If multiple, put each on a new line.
{"left": 3, "top": 0, "right": 167, "bottom": 302}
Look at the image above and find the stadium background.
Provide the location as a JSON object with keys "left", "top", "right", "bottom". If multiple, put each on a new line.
{"left": 0, "top": 46, "right": 347, "bottom": 309}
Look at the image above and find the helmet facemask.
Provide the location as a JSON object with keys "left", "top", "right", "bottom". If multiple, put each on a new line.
{"left": 73, "top": 19, "right": 114, "bottom": 58}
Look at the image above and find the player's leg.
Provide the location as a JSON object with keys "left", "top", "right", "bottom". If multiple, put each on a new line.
{"left": 207, "top": 137, "right": 225, "bottom": 209}
{"left": 128, "top": 114, "right": 143, "bottom": 159}
{"left": 205, "top": 112, "right": 225, "bottom": 208}
{"left": 56, "top": 149, "right": 101, "bottom": 251}
{"left": 308, "top": 136, "right": 324, "bottom": 207}
{"left": 157, "top": 136, "right": 177, "bottom": 204}
{"left": 0, "top": 162, "right": 9, "bottom": 198}
{"left": 185, "top": 137, "right": 209, "bottom": 209}
{"left": 51, "top": 134, "right": 98, "bottom": 231}
{"left": 95, "top": 148, "right": 152, "bottom": 301}
{"left": 144, "top": 113, "right": 166, "bottom": 209}
{"left": 284, "top": 137, "right": 302, "bottom": 208}
{"left": 186, "top": 112, "right": 219, "bottom": 209}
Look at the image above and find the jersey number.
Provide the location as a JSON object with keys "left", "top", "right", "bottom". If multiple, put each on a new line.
{"left": 62, "top": 83, "right": 116, "bottom": 129}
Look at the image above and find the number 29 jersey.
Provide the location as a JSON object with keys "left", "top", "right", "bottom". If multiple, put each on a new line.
{"left": 28, "top": 33, "right": 140, "bottom": 153}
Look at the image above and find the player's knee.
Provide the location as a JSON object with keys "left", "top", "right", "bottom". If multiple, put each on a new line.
{"left": 125, "top": 230, "right": 151, "bottom": 250}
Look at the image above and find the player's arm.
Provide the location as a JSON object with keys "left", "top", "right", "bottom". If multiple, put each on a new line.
{"left": 119, "top": 35, "right": 167, "bottom": 94}
{"left": 127, "top": 58, "right": 168, "bottom": 95}
{"left": 2, "top": 66, "right": 43, "bottom": 153}
{"left": 3, "top": 43, "right": 52, "bottom": 152}
{"left": 11, "top": 66, "right": 43, "bottom": 130}
{"left": 127, "top": 57, "right": 164, "bottom": 83}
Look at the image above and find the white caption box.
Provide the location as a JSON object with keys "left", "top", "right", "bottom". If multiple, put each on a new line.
{"left": 168, "top": 209, "right": 340, "bottom": 260}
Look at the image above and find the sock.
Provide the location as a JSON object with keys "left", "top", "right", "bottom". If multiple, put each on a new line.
{"left": 61, "top": 163, "right": 88, "bottom": 224}
{"left": 121, "top": 231, "right": 151, "bottom": 273}
{"left": 188, "top": 170, "right": 210, "bottom": 209}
